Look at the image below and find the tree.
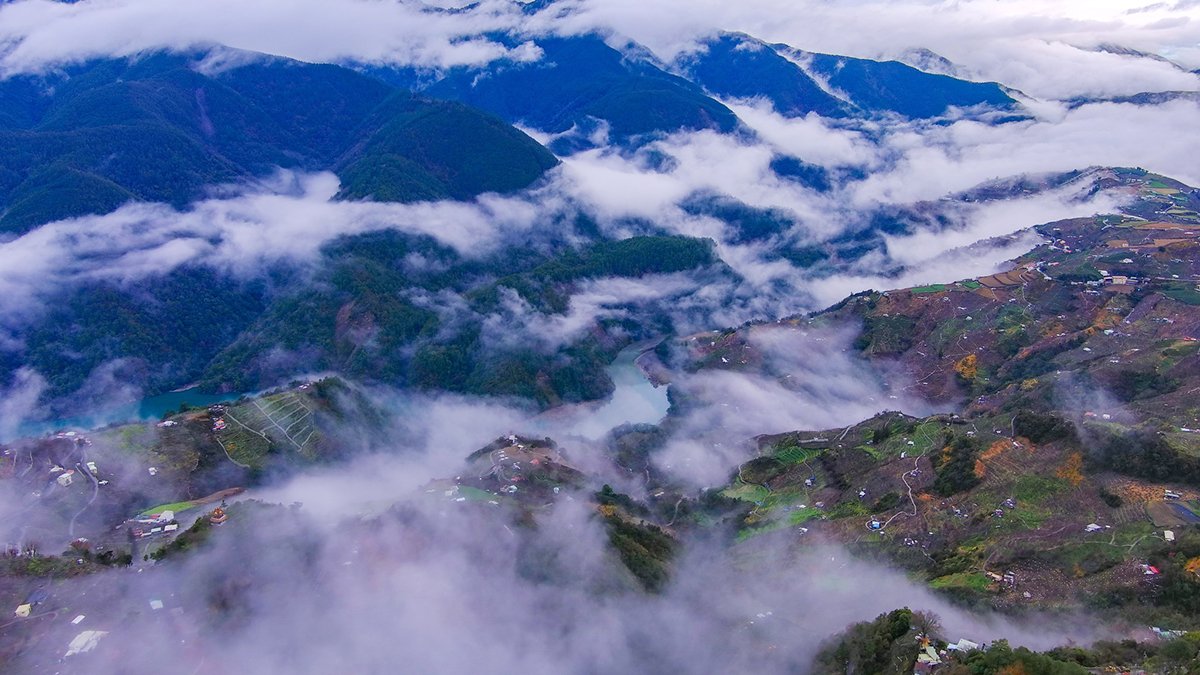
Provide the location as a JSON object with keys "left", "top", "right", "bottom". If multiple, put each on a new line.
{"left": 933, "top": 435, "right": 983, "bottom": 496}
{"left": 813, "top": 608, "right": 920, "bottom": 675}
{"left": 955, "top": 354, "right": 979, "bottom": 382}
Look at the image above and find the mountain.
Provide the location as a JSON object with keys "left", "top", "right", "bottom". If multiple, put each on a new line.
{"left": 5, "top": 229, "right": 721, "bottom": 408}
{"left": 675, "top": 33, "right": 852, "bottom": 118}
{"left": 896, "top": 47, "right": 963, "bottom": 78}
{"left": 0, "top": 28, "right": 1031, "bottom": 235}
{"left": 666, "top": 168, "right": 1200, "bottom": 625}
{"left": 0, "top": 51, "right": 558, "bottom": 233}
{"left": 1067, "top": 90, "right": 1200, "bottom": 108}
{"left": 361, "top": 30, "right": 1016, "bottom": 148}
{"left": 196, "top": 234, "right": 720, "bottom": 405}
{"left": 4, "top": 169, "right": 1200, "bottom": 672}
{"left": 788, "top": 47, "right": 1017, "bottom": 118}
{"left": 1092, "top": 43, "right": 1190, "bottom": 71}
{"left": 680, "top": 33, "right": 1017, "bottom": 119}
{"left": 366, "top": 33, "right": 739, "bottom": 149}
{"left": 333, "top": 93, "right": 559, "bottom": 202}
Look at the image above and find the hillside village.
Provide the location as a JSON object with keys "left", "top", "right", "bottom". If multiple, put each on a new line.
{"left": 1, "top": 170, "right": 1200, "bottom": 671}
{"left": 659, "top": 170, "right": 1200, "bottom": 641}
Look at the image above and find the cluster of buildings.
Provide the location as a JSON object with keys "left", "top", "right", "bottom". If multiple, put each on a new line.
{"left": 984, "top": 570, "right": 1017, "bottom": 590}
{"left": 53, "top": 431, "right": 92, "bottom": 445}
{"left": 127, "top": 510, "right": 179, "bottom": 539}
{"left": 913, "top": 635, "right": 983, "bottom": 673}
{"left": 49, "top": 459, "right": 100, "bottom": 487}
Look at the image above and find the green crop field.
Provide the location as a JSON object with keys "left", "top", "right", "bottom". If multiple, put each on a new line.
{"left": 457, "top": 486, "right": 497, "bottom": 501}
{"left": 1160, "top": 285, "right": 1200, "bottom": 306}
{"left": 139, "top": 500, "right": 200, "bottom": 517}
{"left": 911, "top": 284, "right": 948, "bottom": 294}
{"left": 788, "top": 506, "right": 823, "bottom": 525}
{"left": 217, "top": 426, "right": 272, "bottom": 467}
{"left": 930, "top": 571, "right": 992, "bottom": 592}
{"left": 1012, "top": 475, "right": 1069, "bottom": 504}
{"left": 774, "top": 445, "right": 821, "bottom": 464}
{"left": 735, "top": 521, "right": 790, "bottom": 542}
{"left": 723, "top": 481, "right": 770, "bottom": 503}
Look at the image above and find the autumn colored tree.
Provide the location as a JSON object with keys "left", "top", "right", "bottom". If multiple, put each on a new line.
{"left": 1056, "top": 452, "right": 1084, "bottom": 486}
{"left": 954, "top": 353, "right": 979, "bottom": 382}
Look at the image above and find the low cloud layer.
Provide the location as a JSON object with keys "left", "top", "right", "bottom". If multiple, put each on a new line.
{"left": 0, "top": 171, "right": 556, "bottom": 323}
{"left": 0, "top": 4, "right": 1188, "bottom": 672}
{"left": 0, "top": 89, "right": 1171, "bottom": 352}
{"left": 655, "top": 325, "right": 940, "bottom": 487}
{"left": 0, "top": 381, "right": 1104, "bottom": 674}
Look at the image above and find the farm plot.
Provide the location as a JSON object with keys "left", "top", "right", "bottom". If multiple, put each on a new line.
{"left": 774, "top": 445, "right": 822, "bottom": 464}
{"left": 215, "top": 391, "right": 319, "bottom": 466}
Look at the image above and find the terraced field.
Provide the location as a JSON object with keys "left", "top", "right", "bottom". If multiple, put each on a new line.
{"left": 214, "top": 390, "right": 320, "bottom": 467}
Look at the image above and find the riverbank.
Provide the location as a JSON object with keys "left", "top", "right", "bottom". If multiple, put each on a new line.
{"left": 535, "top": 339, "right": 670, "bottom": 440}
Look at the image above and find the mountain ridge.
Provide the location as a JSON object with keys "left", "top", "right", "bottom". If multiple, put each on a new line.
{"left": 0, "top": 50, "right": 558, "bottom": 233}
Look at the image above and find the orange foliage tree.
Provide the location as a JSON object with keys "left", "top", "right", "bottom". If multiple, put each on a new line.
{"left": 954, "top": 354, "right": 979, "bottom": 382}
{"left": 1056, "top": 451, "right": 1085, "bottom": 487}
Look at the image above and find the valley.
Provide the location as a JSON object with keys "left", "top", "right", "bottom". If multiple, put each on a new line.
{"left": 3, "top": 168, "right": 1200, "bottom": 671}
{"left": 1, "top": 1, "right": 1199, "bottom": 672}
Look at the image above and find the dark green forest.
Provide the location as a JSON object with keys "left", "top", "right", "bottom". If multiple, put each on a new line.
{"left": 0, "top": 52, "right": 556, "bottom": 233}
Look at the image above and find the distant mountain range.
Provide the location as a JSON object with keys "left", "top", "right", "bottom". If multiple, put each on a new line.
{"left": 373, "top": 31, "right": 1020, "bottom": 150}
{"left": 0, "top": 52, "right": 558, "bottom": 234}
{"left": 679, "top": 33, "right": 1017, "bottom": 120}
{"left": 367, "top": 34, "right": 740, "bottom": 150}
{"left": 0, "top": 27, "right": 1034, "bottom": 234}
{"left": 0, "top": 20, "right": 1181, "bottom": 413}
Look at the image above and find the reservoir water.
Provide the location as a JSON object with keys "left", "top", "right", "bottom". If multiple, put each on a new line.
{"left": 12, "top": 388, "right": 248, "bottom": 441}
{"left": 537, "top": 340, "right": 672, "bottom": 440}
{"left": 10, "top": 342, "right": 670, "bottom": 442}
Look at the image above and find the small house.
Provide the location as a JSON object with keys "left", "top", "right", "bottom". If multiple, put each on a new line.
{"left": 64, "top": 630, "right": 108, "bottom": 657}
{"left": 947, "top": 638, "right": 980, "bottom": 652}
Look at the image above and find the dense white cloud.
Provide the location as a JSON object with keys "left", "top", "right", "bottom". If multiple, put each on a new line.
{"left": 0, "top": 367, "right": 45, "bottom": 440}
{"left": 0, "top": 171, "right": 559, "bottom": 322}
{"left": 540, "top": 0, "right": 1200, "bottom": 98}
{"left": 481, "top": 274, "right": 706, "bottom": 353}
{"left": 653, "top": 324, "right": 939, "bottom": 486}
{"left": 4, "top": 89, "right": 1177, "bottom": 335}
{"left": 1, "top": 0, "right": 1197, "bottom": 99}
{"left": 804, "top": 231, "right": 1049, "bottom": 310}
{"left": 853, "top": 99, "right": 1200, "bottom": 203}
{"left": 560, "top": 130, "right": 842, "bottom": 237}
{"left": 726, "top": 102, "right": 883, "bottom": 169}
{"left": 0, "top": 0, "right": 535, "bottom": 74}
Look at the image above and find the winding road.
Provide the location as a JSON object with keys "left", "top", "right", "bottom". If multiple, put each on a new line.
{"left": 67, "top": 446, "right": 100, "bottom": 540}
